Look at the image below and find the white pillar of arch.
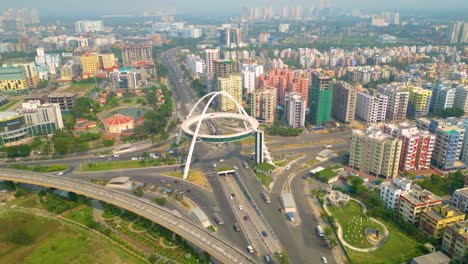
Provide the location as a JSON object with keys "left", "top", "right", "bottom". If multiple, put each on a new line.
{"left": 183, "top": 91, "right": 256, "bottom": 179}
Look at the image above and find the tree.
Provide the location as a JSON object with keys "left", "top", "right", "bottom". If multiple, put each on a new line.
{"left": 348, "top": 176, "right": 364, "bottom": 193}
{"left": 148, "top": 253, "right": 158, "bottom": 264}
{"left": 133, "top": 188, "right": 144, "bottom": 197}
{"left": 14, "top": 189, "right": 26, "bottom": 198}
{"left": 153, "top": 197, "right": 166, "bottom": 206}
{"left": 436, "top": 107, "right": 464, "bottom": 118}
{"left": 8, "top": 229, "right": 34, "bottom": 245}
{"left": 70, "top": 98, "right": 101, "bottom": 120}
{"left": 68, "top": 192, "right": 78, "bottom": 202}
{"left": 5, "top": 145, "right": 31, "bottom": 158}
{"left": 328, "top": 238, "right": 338, "bottom": 248}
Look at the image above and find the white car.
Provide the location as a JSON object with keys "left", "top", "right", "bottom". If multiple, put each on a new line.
{"left": 131, "top": 157, "right": 138, "bottom": 161}
{"left": 219, "top": 159, "right": 224, "bottom": 163}
{"left": 56, "top": 172, "right": 64, "bottom": 176}
{"left": 213, "top": 164, "right": 217, "bottom": 168}
{"left": 285, "top": 165, "right": 291, "bottom": 170}
{"left": 238, "top": 205, "right": 243, "bottom": 210}
{"left": 233, "top": 166, "right": 238, "bottom": 170}
{"left": 321, "top": 256, "right": 328, "bottom": 263}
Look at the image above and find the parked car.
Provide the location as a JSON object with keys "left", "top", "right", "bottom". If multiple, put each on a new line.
{"left": 261, "top": 230, "right": 268, "bottom": 237}
{"left": 243, "top": 215, "right": 250, "bottom": 221}
{"left": 264, "top": 255, "right": 272, "bottom": 263}
{"left": 56, "top": 172, "right": 64, "bottom": 176}
{"left": 233, "top": 223, "right": 240, "bottom": 232}
{"left": 321, "top": 256, "right": 328, "bottom": 263}
{"left": 238, "top": 204, "right": 243, "bottom": 210}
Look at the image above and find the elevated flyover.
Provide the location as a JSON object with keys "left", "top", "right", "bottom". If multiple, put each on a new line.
{"left": 0, "top": 169, "right": 253, "bottom": 264}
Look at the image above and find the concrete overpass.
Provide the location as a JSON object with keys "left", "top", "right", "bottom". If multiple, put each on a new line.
{"left": 0, "top": 169, "right": 254, "bottom": 264}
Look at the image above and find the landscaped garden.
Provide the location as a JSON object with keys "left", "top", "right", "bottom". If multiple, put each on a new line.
{"left": 79, "top": 156, "right": 177, "bottom": 172}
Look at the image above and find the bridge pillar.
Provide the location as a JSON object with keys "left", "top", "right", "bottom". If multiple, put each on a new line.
{"left": 254, "top": 130, "right": 264, "bottom": 164}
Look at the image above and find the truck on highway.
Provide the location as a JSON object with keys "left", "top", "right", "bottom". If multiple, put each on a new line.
{"left": 261, "top": 191, "right": 271, "bottom": 203}
{"left": 281, "top": 193, "right": 297, "bottom": 221}
{"left": 212, "top": 213, "right": 224, "bottom": 225}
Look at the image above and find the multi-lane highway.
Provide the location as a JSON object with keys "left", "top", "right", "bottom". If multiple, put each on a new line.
{"left": 0, "top": 169, "right": 255, "bottom": 264}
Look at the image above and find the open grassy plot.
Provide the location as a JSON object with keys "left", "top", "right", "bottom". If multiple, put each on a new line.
{"left": 163, "top": 170, "right": 211, "bottom": 191}
{"left": 0, "top": 99, "right": 20, "bottom": 111}
{"left": 79, "top": 158, "right": 176, "bottom": 172}
{"left": 329, "top": 200, "right": 382, "bottom": 248}
{"left": 0, "top": 211, "right": 144, "bottom": 264}
{"left": 63, "top": 81, "right": 95, "bottom": 95}
{"left": 7, "top": 164, "right": 68, "bottom": 173}
{"left": 347, "top": 220, "right": 425, "bottom": 264}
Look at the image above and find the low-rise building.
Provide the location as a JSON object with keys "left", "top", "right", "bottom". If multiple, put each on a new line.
{"left": 419, "top": 205, "right": 465, "bottom": 239}
{"left": 380, "top": 177, "right": 412, "bottom": 210}
{"left": 0, "top": 65, "right": 28, "bottom": 91}
{"left": 410, "top": 251, "right": 451, "bottom": 264}
{"left": 452, "top": 187, "right": 468, "bottom": 214}
{"left": 47, "top": 92, "right": 78, "bottom": 110}
{"left": 398, "top": 185, "right": 442, "bottom": 225}
{"left": 103, "top": 114, "right": 134, "bottom": 134}
{"left": 441, "top": 220, "right": 468, "bottom": 261}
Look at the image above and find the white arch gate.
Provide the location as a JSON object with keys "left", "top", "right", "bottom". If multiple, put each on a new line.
{"left": 182, "top": 91, "right": 258, "bottom": 179}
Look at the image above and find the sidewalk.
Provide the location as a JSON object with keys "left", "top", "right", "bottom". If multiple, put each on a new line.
{"left": 304, "top": 185, "right": 346, "bottom": 264}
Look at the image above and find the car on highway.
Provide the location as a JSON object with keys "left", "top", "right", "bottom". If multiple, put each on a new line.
{"left": 213, "top": 164, "right": 217, "bottom": 168}
{"left": 174, "top": 180, "right": 179, "bottom": 184}
{"left": 321, "top": 256, "right": 328, "bottom": 263}
{"left": 56, "top": 172, "right": 64, "bottom": 176}
{"left": 233, "top": 223, "right": 241, "bottom": 232}
{"left": 233, "top": 165, "right": 238, "bottom": 170}
{"left": 243, "top": 215, "right": 250, "bottom": 221}
{"left": 238, "top": 204, "right": 243, "bottom": 210}
{"left": 230, "top": 193, "right": 236, "bottom": 198}
{"left": 131, "top": 157, "right": 138, "bottom": 161}
{"left": 219, "top": 159, "right": 224, "bottom": 163}
{"left": 264, "top": 255, "right": 272, "bottom": 263}
{"left": 285, "top": 165, "right": 291, "bottom": 170}
{"left": 186, "top": 189, "right": 191, "bottom": 193}
{"left": 261, "top": 230, "right": 268, "bottom": 237}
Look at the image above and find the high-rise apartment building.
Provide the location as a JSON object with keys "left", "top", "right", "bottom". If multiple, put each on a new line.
{"left": 217, "top": 74, "right": 242, "bottom": 112}
{"left": 121, "top": 44, "right": 153, "bottom": 68}
{"left": 80, "top": 53, "right": 118, "bottom": 79}
{"left": 454, "top": 84, "right": 468, "bottom": 113}
{"left": 221, "top": 28, "right": 242, "bottom": 47}
{"left": 441, "top": 220, "right": 468, "bottom": 261}
{"left": 377, "top": 83, "right": 409, "bottom": 122}
{"left": 12, "top": 62, "right": 39, "bottom": 88}
{"left": 285, "top": 92, "right": 306, "bottom": 128}
{"left": 349, "top": 126, "right": 402, "bottom": 179}
{"left": 242, "top": 64, "right": 263, "bottom": 94}
{"left": 355, "top": 92, "right": 388, "bottom": 123}
{"left": 408, "top": 86, "right": 432, "bottom": 119}
{"left": 310, "top": 71, "right": 333, "bottom": 127}
{"left": 398, "top": 185, "right": 442, "bottom": 225}
{"left": 384, "top": 124, "right": 436, "bottom": 171}
{"left": 74, "top": 20, "right": 104, "bottom": 33}
{"left": 332, "top": 81, "right": 357, "bottom": 123}
{"left": 430, "top": 82, "right": 457, "bottom": 114}
{"left": 251, "top": 87, "right": 277, "bottom": 125}
{"left": 186, "top": 54, "right": 205, "bottom": 76}
{"left": 205, "top": 49, "right": 220, "bottom": 92}
{"left": 432, "top": 125, "right": 465, "bottom": 172}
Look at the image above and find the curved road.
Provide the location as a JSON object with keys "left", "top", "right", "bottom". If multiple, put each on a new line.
{"left": 0, "top": 169, "right": 254, "bottom": 264}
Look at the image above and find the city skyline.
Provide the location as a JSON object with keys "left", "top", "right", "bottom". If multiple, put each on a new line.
{"left": 1, "top": 0, "right": 468, "bottom": 16}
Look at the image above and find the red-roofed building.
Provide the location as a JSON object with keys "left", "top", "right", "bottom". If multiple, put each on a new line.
{"left": 103, "top": 114, "right": 134, "bottom": 134}
{"left": 74, "top": 118, "right": 97, "bottom": 132}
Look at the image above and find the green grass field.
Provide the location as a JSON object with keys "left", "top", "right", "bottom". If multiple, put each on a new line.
{"left": 347, "top": 220, "right": 425, "bottom": 264}
{"left": 0, "top": 99, "right": 20, "bottom": 111}
{"left": 0, "top": 211, "right": 144, "bottom": 264}
{"left": 329, "top": 200, "right": 382, "bottom": 248}
{"left": 79, "top": 158, "right": 176, "bottom": 172}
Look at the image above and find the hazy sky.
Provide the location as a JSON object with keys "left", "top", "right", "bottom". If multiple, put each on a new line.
{"left": 2, "top": 0, "right": 468, "bottom": 15}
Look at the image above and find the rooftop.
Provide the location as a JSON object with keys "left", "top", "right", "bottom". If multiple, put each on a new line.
{"left": 454, "top": 187, "right": 468, "bottom": 196}
{"left": 401, "top": 185, "right": 442, "bottom": 206}
{"left": 0, "top": 111, "right": 20, "bottom": 121}
{"left": 48, "top": 92, "right": 78, "bottom": 98}
{"left": 103, "top": 114, "right": 133, "bottom": 126}
{"left": 424, "top": 205, "right": 465, "bottom": 222}
{"left": 411, "top": 251, "right": 450, "bottom": 264}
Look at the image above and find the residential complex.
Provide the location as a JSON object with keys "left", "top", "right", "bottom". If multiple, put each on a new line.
{"left": 217, "top": 74, "right": 242, "bottom": 112}
{"left": 80, "top": 52, "right": 118, "bottom": 78}
{"left": 332, "top": 81, "right": 357, "bottom": 123}
{"left": 242, "top": 63, "right": 263, "bottom": 94}
{"left": 285, "top": 92, "right": 306, "bottom": 128}
{"left": 442, "top": 220, "right": 468, "bottom": 261}
{"left": 454, "top": 84, "right": 468, "bottom": 113}
{"left": 447, "top": 21, "right": 468, "bottom": 44}
{"left": 109, "top": 68, "right": 146, "bottom": 91}
{"left": 355, "top": 92, "right": 388, "bottom": 123}
{"left": 419, "top": 205, "right": 465, "bottom": 239}
{"left": 377, "top": 83, "right": 409, "bottom": 122}
{"left": 0, "top": 65, "right": 28, "bottom": 91}
{"left": 407, "top": 86, "right": 432, "bottom": 119}
{"left": 187, "top": 54, "right": 205, "bottom": 76}
{"left": 121, "top": 44, "right": 153, "bottom": 68}
{"left": 430, "top": 82, "right": 457, "bottom": 114}
{"left": 380, "top": 177, "right": 412, "bottom": 210}
{"left": 251, "top": 87, "right": 277, "bottom": 125}
{"left": 310, "top": 71, "right": 333, "bottom": 127}
{"left": 452, "top": 188, "right": 468, "bottom": 214}
{"left": 431, "top": 125, "right": 465, "bottom": 172}
{"left": 398, "top": 185, "right": 442, "bottom": 225}
{"left": 349, "top": 126, "right": 402, "bottom": 179}
{"left": 204, "top": 49, "right": 220, "bottom": 91}
{"left": 384, "top": 124, "right": 436, "bottom": 171}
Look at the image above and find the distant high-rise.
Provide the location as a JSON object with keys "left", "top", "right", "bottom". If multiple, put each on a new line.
{"left": 251, "top": 87, "right": 277, "bottom": 125}
{"left": 121, "top": 44, "right": 153, "bottom": 68}
{"left": 454, "top": 84, "right": 468, "bottom": 113}
{"left": 447, "top": 21, "right": 468, "bottom": 44}
{"left": 332, "top": 81, "right": 357, "bottom": 124}
{"left": 407, "top": 86, "right": 432, "bottom": 119}
{"left": 74, "top": 20, "right": 104, "bottom": 34}
{"left": 285, "top": 92, "right": 306, "bottom": 128}
{"left": 355, "top": 92, "right": 388, "bottom": 123}
{"left": 310, "top": 71, "right": 333, "bottom": 127}
{"left": 242, "top": 64, "right": 263, "bottom": 94}
{"left": 218, "top": 74, "right": 242, "bottom": 112}
{"left": 221, "top": 28, "right": 242, "bottom": 47}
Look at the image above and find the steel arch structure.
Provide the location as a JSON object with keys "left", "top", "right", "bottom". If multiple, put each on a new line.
{"left": 181, "top": 91, "right": 259, "bottom": 179}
